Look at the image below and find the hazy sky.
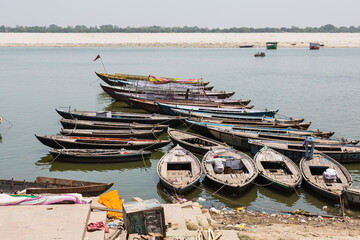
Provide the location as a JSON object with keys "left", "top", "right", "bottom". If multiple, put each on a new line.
{"left": 1, "top": 0, "right": 359, "bottom": 28}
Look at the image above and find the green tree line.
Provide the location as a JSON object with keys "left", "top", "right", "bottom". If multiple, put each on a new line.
{"left": 0, "top": 24, "right": 359, "bottom": 33}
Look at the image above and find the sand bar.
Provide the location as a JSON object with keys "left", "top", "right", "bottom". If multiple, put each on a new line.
{"left": 1, "top": 33, "right": 360, "bottom": 48}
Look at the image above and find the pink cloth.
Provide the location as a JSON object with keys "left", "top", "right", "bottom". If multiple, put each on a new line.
{"left": 87, "top": 221, "right": 109, "bottom": 233}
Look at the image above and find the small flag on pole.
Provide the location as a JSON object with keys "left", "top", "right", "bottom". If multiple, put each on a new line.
{"left": 93, "top": 55, "right": 101, "bottom": 61}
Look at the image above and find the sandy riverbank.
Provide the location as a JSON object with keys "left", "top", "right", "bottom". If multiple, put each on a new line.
{"left": 1, "top": 33, "right": 360, "bottom": 48}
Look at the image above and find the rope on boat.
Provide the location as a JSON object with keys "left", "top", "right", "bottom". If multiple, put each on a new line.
{"left": 274, "top": 113, "right": 307, "bottom": 130}
{"left": 0, "top": 115, "right": 14, "bottom": 136}
{"left": 0, "top": 115, "right": 14, "bottom": 127}
{"left": 191, "top": 184, "right": 247, "bottom": 207}
{"left": 50, "top": 136, "right": 67, "bottom": 149}
{"left": 211, "top": 184, "right": 227, "bottom": 196}
{"left": 41, "top": 151, "right": 61, "bottom": 170}
{"left": 292, "top": 185, "right": 300, "bottom": 197}
{"left": 251, "top": 181, "right": 274, "bottom": 187}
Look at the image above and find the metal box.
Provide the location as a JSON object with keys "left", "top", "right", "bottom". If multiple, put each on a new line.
{"left": 123, "top": 199, "right": 165, "bottom": 236}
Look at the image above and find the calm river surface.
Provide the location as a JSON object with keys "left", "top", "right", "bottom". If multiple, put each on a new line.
{"left": 0, "top": 47, "right": 359, "bottom": 215}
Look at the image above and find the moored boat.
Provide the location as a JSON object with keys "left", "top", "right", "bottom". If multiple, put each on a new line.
{"left": 60, "top": 128, "right": 163, "bottom": 139}
{"left": 157, "top": 102, "right": 278, "bottom": 117}
{"left": 208, "top": 126, "right": 357, "bottom": 151}
{"left": 95, "top": 72, "right": 210, "bottom": 86}
{"left": 249, "top": 139, "right": 360, "bottom": 163}
{"left": 342, "top": 186, "right": 360, "bottom": 207}
{"left": 35, "top": 134, "right": 171, "bottom": 150}
{"left": 101, "top": 84, "right": 235, "bottom": 100}
{"left": 55, "top": 108, "right": 186, "bottom": 127}
{"left": 0, "top": 176, "right": 113, "bottom": 196}
{"left": 60, "top": 119, "right": 168, "bottom": 131}
{"left": 117, "top": 92, "right": 251, "bottom": 105}
{"left": 167, "top": 128, "right": 224, "bottom": 155}
{"left": 112, "top": 79, "right": 214, "bottom": 91}
{"left": 176, "top": 110, "right": 311, "bottom": 129}
{"left": 300, "top": 152, "right": 352, "bottom": 201}
{"left": 49, "top": 148, "right": 151, "bottom": 163}
{"left": 239, "top": 45, "right": 254, "bottom": 48}
{"left": 184, "top": 119, "right": 314, "bottom": 138}
{"left": 254, "top": 147, "right": 301, "bottom": 192}
{"left": 157, "top": 145, "right": 202, "bottom": 194}
{"left": 127, "top": 98, "right": 253, "bottom": 114}
{"left": 219, "top": 125, "right": 334, "bottom": 138}
{"left": 202, "top": 146, "right": 258, "bottom": 193}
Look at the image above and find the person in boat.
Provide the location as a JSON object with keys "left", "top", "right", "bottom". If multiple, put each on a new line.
{"left": 185, "top": 89, "right": 190, "bottom": 100}
{"left": 323, "top": 167, "right": 338, "bottom": 183}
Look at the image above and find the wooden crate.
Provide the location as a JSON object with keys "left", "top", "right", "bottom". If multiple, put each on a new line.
{"left": 123, "top": 199, "right": 165, "bottom": 237}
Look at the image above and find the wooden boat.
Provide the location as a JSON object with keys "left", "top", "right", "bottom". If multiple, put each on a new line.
{"left": 310, "top": 43, "right": 320, "bottom": 50}
{"left": 167, "top": 128, "right": 223, "bottom": 155}
{"left": 127, "top": 98, "right": 253, "bottom": 114}
{"left": 300, "top": 152, "right": 352, "bottom": 201}
{"left": 180, "top": 111, "right": 312, "bottom": 129}
{"left": 342, "top": 186, "right": 360, "bottom": 206}
{"left": 101, "top": 84, "right": 235, "bottom": 100}
{"left": 60, "top": 128, "right": 163, "bottom": 139}
{"left": 55, "top": 108, "right": 186, "bottom": 127}
{"left": 0, "top": 176, "right": 113, "bottom": 196}
{"left": 249, "top": 139, "right": 360, "bottom": 163}
{"left": 216, "top": 125, "right": 334, "bottom": 138}
{"left": 254, "top": 52, "right": 265, "bottom": 57}
{"left": 239, "top": 45, "right": 254, "bottom": 48}
{"left": 185, "top": 118, "right": 310, "bottom": 138}
{"left": 95, "top": 72, "right": 210, "bottom": 86}
{"left": 254, "top": 147, "right": 301, "bottom": 192}
{"left": 266, "top": 42, "right": 278, "bottom": 49}
{"left": 184, "top": 113, "right": 304, "bottom": 124}
{"left": 202, "top": 146, "right": 258, "bottom": 193}
{"left": 35, "top": 134, "right": 171, "bottom": 150}
{"left": 208, "top": 126, "right": 357, "bottom": 151}
{"left": 117, "top": 92, "right": 251, "bottom": 105}
{"left": 49, "top": 149, "right": 151, "bottom": 163}
{"left": 60, "top": 119, "right": 169, "bottom": 131}
{"left": 101, "top": 83, "right": 212, "bottom": 95}
{"left": 157, "top": 145, "right": 202, "bottom": 194}
{"left": 113, "top": 79, "right": 214, "bottom": 91}
{"left": 157, "top": 102, "right": 278, "bottom": 117}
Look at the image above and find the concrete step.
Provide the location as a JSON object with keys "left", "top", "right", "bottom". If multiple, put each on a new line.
{"left": 84, "top": 197, "right": 108, "bottom": 240}
{"left": 0, "top": 204, "right": 90, "bottom": 240}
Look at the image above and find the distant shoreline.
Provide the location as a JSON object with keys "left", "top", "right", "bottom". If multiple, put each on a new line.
{"left": 1, "top": 33, "right": 360, "bottom": 48}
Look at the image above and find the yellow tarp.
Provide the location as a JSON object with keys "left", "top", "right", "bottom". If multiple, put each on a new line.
{"left": 98, "top": 190, "right": 124, "bottom": 219}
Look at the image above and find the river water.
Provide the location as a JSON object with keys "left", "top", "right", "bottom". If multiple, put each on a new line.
{"left": 0, "top": 47, "right": 359, "bottom": 215}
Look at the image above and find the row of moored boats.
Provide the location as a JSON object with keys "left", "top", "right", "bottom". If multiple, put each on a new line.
{"left": 33, "top": 72, "right": 360, "bottom": 206}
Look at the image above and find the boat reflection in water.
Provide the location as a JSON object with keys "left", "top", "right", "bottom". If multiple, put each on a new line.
{"left": 36, "top": 154, "right": 152, "bottom": 172}
{"left": 256, "top": 186, "right": 301, "bottom": 208}
{"left": 200, "top": 178, "right": 258, "bottom": 209}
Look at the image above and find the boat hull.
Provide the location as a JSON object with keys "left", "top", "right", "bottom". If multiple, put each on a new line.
{"left": 249, "top": 142, "right": 360, "bottom": 163}
{"left": 258, "top": 173, "right": 298, "bottom": 192}
{"left": 49, "top": 150, "right": 151, "bottom": 163}
{"left": 36, "top": 135, "right": 170, "bottom": 150}
{"left": 60, "top": 119, "right": 168, "bottom": 132}
{"left": 0, "top": 177, "right": 113, "bottom": 197}
{"left": 60, "top": 129, "right": 162, "bottom": 139}
{"left": 56, "top": 109, "right": 185, "bottom": 127}
{"left": 159, "top": 178, "right": 200, "bottom": 195}
{"left": 203, "top": 175, "right": 253, "bottom": 194}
